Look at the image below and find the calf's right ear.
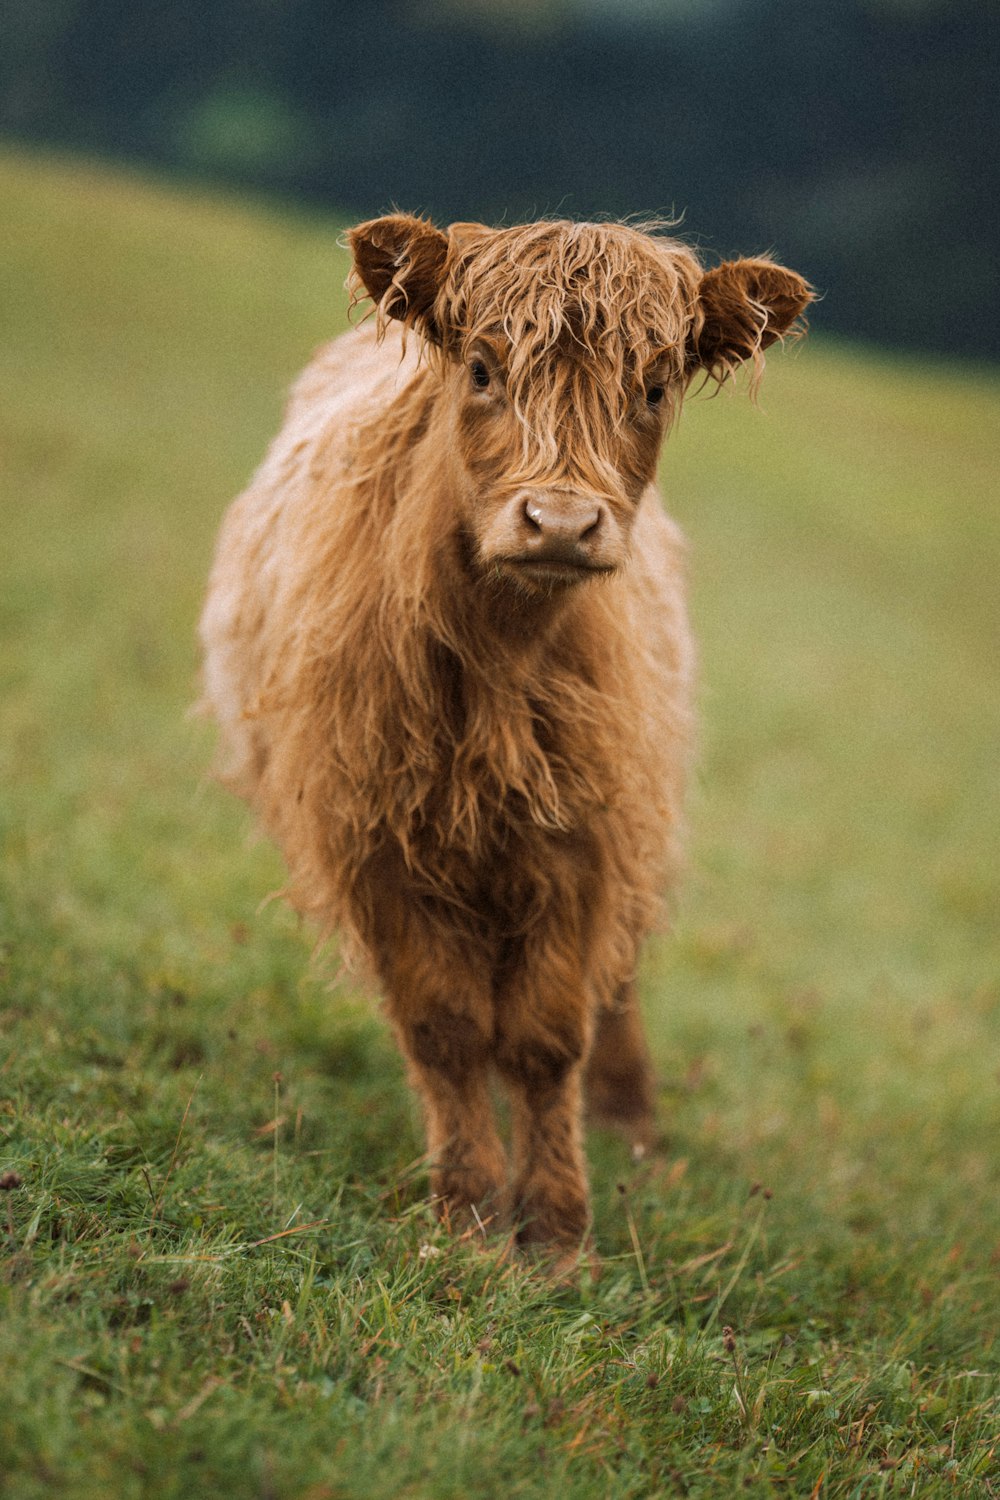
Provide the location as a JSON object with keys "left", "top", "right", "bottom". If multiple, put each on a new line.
{"left": 347, "top": 213, "right": 450, "bottom": 342}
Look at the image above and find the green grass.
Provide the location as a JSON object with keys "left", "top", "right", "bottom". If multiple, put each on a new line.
{"left": 2, "top": 145, "right": 998, "bottom": 1498}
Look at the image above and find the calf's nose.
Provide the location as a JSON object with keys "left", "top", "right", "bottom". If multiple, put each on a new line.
{"left": 523, "top": 493, "right": 604, "bottom": 550}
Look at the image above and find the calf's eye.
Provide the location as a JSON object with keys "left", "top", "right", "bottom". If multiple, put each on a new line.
{"left": 645, "top": 383, "right": 665, "bottom": 407}
{"left": 470, "top": 359, "right": 491, "bottom": 391}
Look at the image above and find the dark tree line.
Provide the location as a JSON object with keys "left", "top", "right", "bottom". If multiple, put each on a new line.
{"left": 4, "top": 0, "right": 998, "bottom": 358}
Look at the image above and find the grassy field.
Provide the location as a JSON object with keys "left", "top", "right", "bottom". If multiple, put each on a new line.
{"left": 1, "top": 146, "right": 998, "bottom": 1497}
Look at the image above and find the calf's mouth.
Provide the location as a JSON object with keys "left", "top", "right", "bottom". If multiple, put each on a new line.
{"left": 503, "top": 554, "right": 617, "bottom": 588}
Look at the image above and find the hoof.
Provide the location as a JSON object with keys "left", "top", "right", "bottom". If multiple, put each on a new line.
{"left": 588, "top": 1102, "right": 657, "bottom": 1160}
{"left": 524, "top": 1238, "right": 601, "bottom": 1284}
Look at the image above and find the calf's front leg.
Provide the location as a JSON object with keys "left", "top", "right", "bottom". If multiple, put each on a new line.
{"left": 495, "top": 957, "right": 593, "bottom": 1257}
{"left": 374, "top": 904, "right": 506, "bottom": 1229}
{"left": 397, "top": 1005, "right": 507, "bottom": 1226}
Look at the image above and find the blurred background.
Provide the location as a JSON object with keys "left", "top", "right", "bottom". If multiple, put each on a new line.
{"left": 2, "top": 9, "right": 999, "bottom": 1486}
{"left": 3, "top": 0, "right": 998, "bottom": 360}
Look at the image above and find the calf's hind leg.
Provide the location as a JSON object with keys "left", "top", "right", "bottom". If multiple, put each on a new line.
{"left": 585, "top": 980, "right": 656, "bottom": 1156}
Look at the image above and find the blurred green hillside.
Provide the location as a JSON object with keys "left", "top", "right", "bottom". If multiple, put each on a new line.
{"left": 1, "top": 150, "right": 998, "bottom": 1498}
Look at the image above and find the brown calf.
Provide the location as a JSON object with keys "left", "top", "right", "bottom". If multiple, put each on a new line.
{"left": 199, "top": 214, "right": 811, "bottom": 1265}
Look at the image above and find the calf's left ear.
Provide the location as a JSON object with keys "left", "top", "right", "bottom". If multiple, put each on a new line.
{"left": 347, "top": 213, "right": 450, "bottom": 342}
{"left": 689, "top": 258, "right": 814, "bottom": 384}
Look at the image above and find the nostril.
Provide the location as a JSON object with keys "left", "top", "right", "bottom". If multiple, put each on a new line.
{"left": 524, "top": 498, "right": 544, "bottom": 533}
{"left": 579, "top": 506, "right": 603, "bottom": 542}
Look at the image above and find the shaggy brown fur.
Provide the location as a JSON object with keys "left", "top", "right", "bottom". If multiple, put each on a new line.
{"left": 200, "top": 213, "right": 811, "bottom": 1264}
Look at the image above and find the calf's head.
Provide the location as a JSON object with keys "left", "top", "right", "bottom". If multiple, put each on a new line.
{"left": 349, "top": 214, "right": 812, "bottom": 593}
